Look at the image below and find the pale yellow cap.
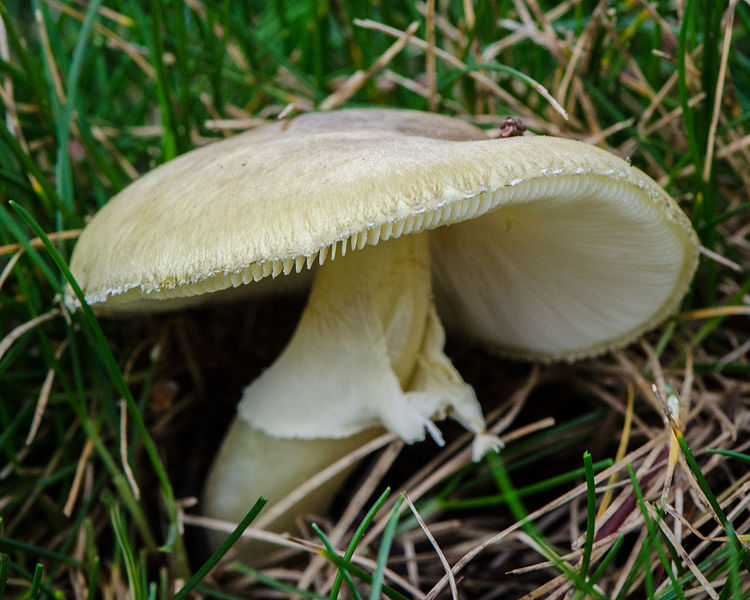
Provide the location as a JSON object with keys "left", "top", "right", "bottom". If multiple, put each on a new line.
{"left": 67, "top": 108, "right": 699, "bottom": 360}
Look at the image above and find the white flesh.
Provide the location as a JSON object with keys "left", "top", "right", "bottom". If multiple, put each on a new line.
{"left": 236, "top": 234, "right": 497, "bottom": 454}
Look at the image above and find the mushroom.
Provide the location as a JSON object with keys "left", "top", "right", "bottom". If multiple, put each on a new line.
{"left": 67, "top": 108, "right": 699, "bottom": 555}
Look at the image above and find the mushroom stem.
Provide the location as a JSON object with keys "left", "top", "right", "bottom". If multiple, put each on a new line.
{"left": 202, "top": 418, "right": 378, "bottom": 562}
{"left": 237, "top": 234, "right": 496, "bottom": 450}
{"left": 203, "top": 235, "right": 499, "bottom": 550}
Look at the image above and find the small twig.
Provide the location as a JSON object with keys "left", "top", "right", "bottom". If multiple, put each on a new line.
{"left": 488, "top": 364, "right": 540, "bottom": 436}
{"left": 646, "top": 91, "right": 706, "bottom": 137}
{"left": 425, "top": 0, "right": 437, "bottom": 112}
{"left": 596, "top": 383, "right": 634, "bottom": 519}
{"left": 647, "top": 503, "right": 720, "bottom": 599}
{"left": 0, "top": 309, "right": 61, "bottom": 363}
{"left": 203, "top": 118, "right": 269, "bottom": 131}
{"left": 34, "top": 7, "right": 66, "bottom": 101}
{"left": 663, "top": 490, "right": 750, "bottom": 545}
{"left": 68, "top": 0, "right": 134, "bottom": 26}
{"left": 402, "top": 538, "right": 420, "bottom": 590}
{"left": 0, "top": 14, "right": 25, "bottom": 149}
{"left": 423, "top": 519, "right": 526, "bottom": 600}
{"left": 649, "top": 378, "right": 682, "bottom": 507}
{"left": 556, "top": 0, "right": 607, "bottom": 107}
{"left": 44, "top": 0, "right": 155, "bottom": 78}
{"left": 0, "top": 229, "right": 83, "bottom": 256}
{"left": 379, "top": 69, "right": 465, "bottom": 114}
{"left": 404, "top": 494, "right": 457, "bottom": 600}
{"left": 0, "top": 446, "right": 30, "bottom": 480}
{"left": 703, "top": 0, "right": 738, "bottom": 183}
{"left": 0, "top": 250, "right": 22, "bottom": 290}
{"left": 91, "top": 127, "right": 139, "bottom": 180}
{"left": 297, "top": 439, "right": 404, "bottom": 595}
{"left": 181, "top": 513, "right": 425, "bottom": 597}
{"left": 482, "top": 0, "right": 577, "bottom": 62}
{"left": 699, "top": 245, "right": 743, "bottom": 273}
{"left": 719, "top": 337, "right": 750, "bottom": 365}
{"left": 276, "top": 102, "right": 298, "bottom": 121}
{"left": 183, "top": 512, "right": 309, "bottom": 547}
{"left": 510, "top": 534, "right": 616, "bottom": 574}
{"left": 252, "top": 432, "right": 396, "bottom": 530}
{"left": 119, "top": 399, "right": 142, "bottom": 501}
{"left": 26, "top": 340, "right": 69, "bottom": 445}
{"left": 319, "top": 21, "right": 420, "bottom": 110}
{"left": 354, "top": 19, "right": 567, "bottom": 121}
{"left": 583, "top": 117, "right": 635, "bottom": 147}
{"left": 610, "top": 527, "right": 650, "bottom": 598}
{"left": 637, "top": 68, "right": 680, "bottom": 137}
{"left": 674, "top": 305, "right": 750, "bottom": 321}
{"left": 63, "top": 438, "right": 95, "bottom": 516}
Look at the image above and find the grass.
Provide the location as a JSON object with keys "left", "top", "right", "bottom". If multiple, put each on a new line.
{"left": 1, "top": 0, "right": 750, "bottom": 598}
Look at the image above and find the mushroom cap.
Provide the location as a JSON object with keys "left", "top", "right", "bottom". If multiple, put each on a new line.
{"left": 67, "top": 108, "right": 699, "bottom": 360}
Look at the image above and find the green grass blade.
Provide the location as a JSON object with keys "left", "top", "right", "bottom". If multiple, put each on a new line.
{"left": 687, "top": 276, "right": 750, "bottom": 351}
{"left": 0, "top": 536, "right": 82, "bottom": 568}
{"left": 144, "top": 0, "right": 179, "bottom": 159}
{"left": 589, "top": 534, "right": 625, "bottom": 584}
{"left": 486, "top": 451, "right": 609, "bottom": 599}
{"left": 0, "top": 552, "right": 9, "bottom": 596}
{"left": 442, "top": 459, "right": 613, "bottom": 510}
{"left": 311, "top": 524, "right": 362, "bottom": 600}
{"left": 330, "top": 487, "right": 391, "bottom": 599}
{"left": 0, "top": 202, "right": 60, "bottom": 289}
{"left": 0, "top": 119, "right": 65, "bottom": 219}
{"left": 195, "top": 585, "right": 260, "bottom": 600}
{"left": 677, "top": 0, "right": 702, "bottom": 185}
{"left": 172, "top": 496, "right": 267, "bottom": 600}
{"left": 579, "top": 452, "right": 596, "bottom": 578}
{"left": 725, "top": 522, "right": 742, "bottom": 600}
{"left": 0, "top": 401, "right": 34, "bottom": 461}
{"left": 643, "top": 538, "right": 655, "bottom": 599}
{"left": 614, "top": 540, "right": 651, "bottom": 600}
{"left": 626, "top": 464, "right": 686, "bottom": 600}
{"left": 85, "top": 555, "right": 100, "bottom": 600}
{"left": 52, "top": 0, "right": 105, "bottom": 211}
{"left": 318, "top": 550, "right": 409, "bottom": 600}
{"left": 232, "top": 563, "right": 328, "bottom": 599}
{"left": 110, "top": 503, "right": 145, "bottom": 600}
{"left": 9, "top": 201, "right": 188, "bottom": 569}
{"left": 699, "top": 201, "right": 750, "bottom": 233}
{"left": 369, "top": 494, "right": 404, "bottom": 600}
{"left": 27, "top": 563, "right": 44, "bottom": 600}
{"left": 673, "top": 428, "right": 750, "bottom": 574}
{"left": 0, "top": 4, "right": 52, "bottom": 126}
{"left": 706, "top": 448, "right": 750, "bottom": 463}
{"left": 467, "top": 61, "right": 568, "bottom": 119}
